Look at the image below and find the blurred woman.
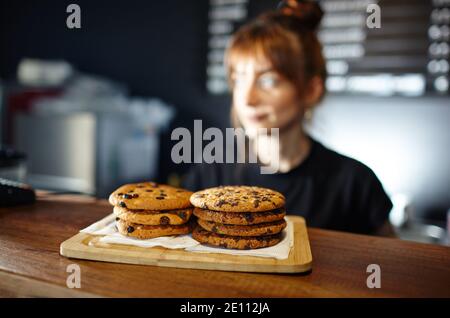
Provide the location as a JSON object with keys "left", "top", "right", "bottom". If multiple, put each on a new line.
{"left": 183, "top": 0, "right": 393, "bottom": 236}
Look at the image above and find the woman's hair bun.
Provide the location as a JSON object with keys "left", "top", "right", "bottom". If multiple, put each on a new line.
{"left": 277, "top": 0, "right": 324, "bottom": 31}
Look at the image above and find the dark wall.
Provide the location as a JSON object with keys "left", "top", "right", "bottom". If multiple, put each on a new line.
{"left": 0, "top": 0, "right": 231, "bottom": 122}
{"left": 2, "top": 1, "right": 449, "bottom": 222}
{"left": 0, "top": 0, "right": 232, "bottom": 181}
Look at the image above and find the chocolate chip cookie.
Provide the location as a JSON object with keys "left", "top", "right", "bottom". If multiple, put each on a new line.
{"left": 197, "top": 218, "right": 286, "bottom": 236}
{"left": 193, "top": 207, "right": 285, "bottom": 225}
{"left": 190, "top": 186, "right": 285, "bottom": 212}
{"left": 109, "top": 182, "right": 195, "bottom": 240}
{"left": 192, "top": 226, "right": 282, "bottom": 250}
{"left": 116, "top": 218, "right": 196, "bottom": 239}
{"left": 190, "top": 186, "right": 287, "bottom": 249}
{"left": 109, "top": 182, "right": 192, "bottom": 210}
{"left": 114, "top": 206, "right": 193, "bottom": 225}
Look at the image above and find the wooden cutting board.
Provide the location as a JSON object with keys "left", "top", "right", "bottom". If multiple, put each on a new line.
{"left": 60, "top": 215, "right": 312, "bottom": 274}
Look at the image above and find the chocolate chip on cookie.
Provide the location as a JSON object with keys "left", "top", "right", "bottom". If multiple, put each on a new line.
{"left": 116, "top": 219, "right": 195, "bottom": 239}
{"left": 119, "top": 201, "right": 127, "bottom": 208}
{"left": 197, "top": 218, "right": 286, "bottom": 237}
{"left": 192, "top": 226, "right": 282, "bottom": 250}
{"left": 109, "top": 183, "right": 193, "bottom": 211}
{"left": 109, "top": 182, "right": 195, "bottom": 239}
{"left": 193, "top": 207, "right": 285, "bottom": 225}
{"left": 190, "top": 186, "right": 285, "bottom": 213}
{"left": 160, "top": 216, "right": 170, "bottom": 225}
{"left": 190, "top": 186, "right": 287, "bottom": 249}
{"left": 113, "top": 206, "right": 193, "bottom": 226}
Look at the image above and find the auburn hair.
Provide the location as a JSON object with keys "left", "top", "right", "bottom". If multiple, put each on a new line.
{"left": 225, "top": 0, "right": 327, "bottom": 101}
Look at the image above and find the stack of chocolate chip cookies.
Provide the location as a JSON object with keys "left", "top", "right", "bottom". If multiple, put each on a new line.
{"left": 190, "top": 186, "right": 287, "bottom": 250}
{"left": 109, "top": 182, "right": 195, "bottom": 239}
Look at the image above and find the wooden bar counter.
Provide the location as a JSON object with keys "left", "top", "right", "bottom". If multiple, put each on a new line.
{"left": 0, "top": 192, "right": 449, "bottom": 297}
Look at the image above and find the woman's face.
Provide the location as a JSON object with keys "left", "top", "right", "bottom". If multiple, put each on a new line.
{"left": 231, "top": 57, "right": 303, "bottom": 133}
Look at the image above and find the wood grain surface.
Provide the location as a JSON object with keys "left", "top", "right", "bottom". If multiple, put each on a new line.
{"left": 0, "top": 193, "right": 449, "bottom": 297}
{"left": 60, "top": 215, "right": 312, "bottom": 274}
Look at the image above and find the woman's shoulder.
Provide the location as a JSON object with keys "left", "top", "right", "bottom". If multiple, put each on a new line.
{"left": 310, "top": 139, "right": 380, "bottom": 182}
{"left": 311, "top": 139, "right": 392, "bottom": 233}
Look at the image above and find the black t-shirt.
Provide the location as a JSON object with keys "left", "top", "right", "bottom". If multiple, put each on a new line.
{"left": 182, "top": 138, "right": 393, "bottom": 235}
